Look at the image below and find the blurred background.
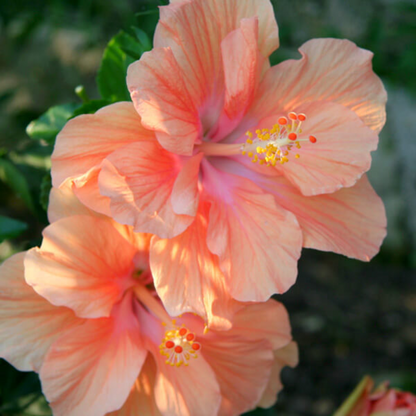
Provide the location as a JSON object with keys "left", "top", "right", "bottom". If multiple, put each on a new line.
{"left": 0, "top": 0, "right": 415, "bottom": 415}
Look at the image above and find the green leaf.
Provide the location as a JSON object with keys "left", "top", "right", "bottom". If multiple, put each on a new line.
{"left": 0, "top": 158, "right": 35, "bottom": 212}
{"left": 39, "top": 172, "right": 52, "bottom": 212}
{"left": 26, "top": 103, "right": 80, "bottom": 145}
{"left": 72, "top": 99, "right": 112, "bottom": 117}
{"left": 97, "top": 28, "right": 152, "bottom": 102}
{"left": 0, "top": 215, "right": 28, "bottom": 243}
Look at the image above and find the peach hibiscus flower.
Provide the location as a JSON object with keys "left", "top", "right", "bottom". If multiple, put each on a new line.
{"left": 51, "top": 0, "right": 386, "bottom": 324}
{"left": 0, "top": 187, "right": 298, "bottom": 416}
{"left": 335, "top": 376, "right": 416, "bottom": 416}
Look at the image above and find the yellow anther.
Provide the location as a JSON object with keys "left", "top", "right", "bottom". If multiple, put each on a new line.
{"left": 246, "top": 138, "right": 253, "bottom": 144}
{"left": 296, "top": 142, "right": 301, "bottom": 149}
{"left": 248, "top": 151, "right": 253, "bottom": 158}
{"left": 259, "top": 160, "right": 265, "bottom": 165}
{"left": 241, "top": 150, "right": 246, "bottom": 155}
{"left": 246, "top": 131, "right": 253, "bottom": 138}
{"left": 295, "top": 154, "right": 300, "bottom": 159}
{"left": 252, "top": 155, "right": 259, "bottom": 163}
{"left": 255, "top": 129, "right": 261, "bottom": 135}
{"left": 256, "top": 147, "right": 264, "bottom": 154}
{"left": 283, "top": 151, "right": 289, "bottom": 156}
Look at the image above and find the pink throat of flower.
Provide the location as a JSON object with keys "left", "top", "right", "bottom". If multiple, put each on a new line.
{"left": 241, "top": 111, "right": 317, "bottom": 166}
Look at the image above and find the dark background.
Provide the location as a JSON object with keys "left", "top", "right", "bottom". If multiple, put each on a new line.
{"left": 0, "top": 0, "right": 415, "bottom": 415}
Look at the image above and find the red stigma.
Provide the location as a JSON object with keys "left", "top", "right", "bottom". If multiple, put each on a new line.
{"left": 309, "top": 135, "right": 317, "bottom": 143}
{"left": 288, "top": 112, "right": 297, "bottom": 120}
{"left": 186, "top": 333, "right": 195, "bottom": 341}
{"left": 174, "top": 346, "right": 183, "bottom": 353}
{"left": 288, "top": 133, "right": 297, "bottom": 141}
{"left": 165, "top": 340, "right": 174, "bottom": 349}
{"left": 298, "top": 113, "right": 306, "bottom": 121}
{"left": 179, "top": 328, "right": 187, "bottom": 336}
{"left": 278, "top": 117, "right": 288, "bottom": 125}
{"left": 192, "top": 343, "right": 201, "bottom": 351}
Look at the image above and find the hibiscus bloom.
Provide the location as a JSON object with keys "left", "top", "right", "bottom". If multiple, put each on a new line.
{"left": 0, "top": 187, "right": 297, "bottom": 416}
{"left": 51, "top": 0, "right": 387, "bottom": 324}
{"left": 335, "top": 376, "right": 416, "bottom": 416}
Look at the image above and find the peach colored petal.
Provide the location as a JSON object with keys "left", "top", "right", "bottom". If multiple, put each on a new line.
{"left": 371, "top": 390, "right": 397, "bottom": 413}
{"left": 51, "top": 102, "right": 153, "bottom": 187}
{"left": 107, "top": 356, "right": 162, "bottom": 416}
{"left": 72, "top": 167, "right": 112, "bottom": 217}
{"left": 0, "top": 253, "right": 83, "bottom": 372}
{"left": 171, "top": 153, "right": 203, "bottom": 216}
{"left": 127, "top": 47, "right": 202, "bottom": 156}
{"left": 154, "top": 0, "right": 278, "bottom": 106}
{"left": 249, "top": 38, "right": 386, "bottom": 134}
{"left": 40, "top": 294, "right": 146, "bottom": 416}
{"left": 149, "top": 339, "right": 221, "bottom": 416}
{"left": 204, "top": 165, "right": 302, "bottom": 301}
{"left": 48, "top": 179, "right": 107, "bottom": 223}
{"left": 221, "top": 17, "right": 265, "bottom": 120}
{"left": 98, "top": 142, "right": 197, "bottom": 238}
{"left": 48, "top": 181, "right": 152, "bottom": 261}
{"left": 25, "top": 215, "right": 137, "bottom": 318}
{"left": 201, "top": 300, "right": 293, "bottom": 415}
{"left": 258, "top": 342, "right": 299, "bottom": 408}
{"left": 266, "top": 101, "right": 378, "bottom": 196}
{"left": 150, "top": 201, "right": 242, "bottom": 331}
{"left": 229, "top": 300, "right": 292, "bottom": 350}
{"left": 257, "top": 172, "right": 386, "bottom": 261}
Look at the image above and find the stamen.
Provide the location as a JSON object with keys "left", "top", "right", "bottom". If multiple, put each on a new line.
{"left": 159, "top": 322, "right": 202, "bottom": 367}
{"left": 240, "top": 111, "right": 317, "bottom": 167}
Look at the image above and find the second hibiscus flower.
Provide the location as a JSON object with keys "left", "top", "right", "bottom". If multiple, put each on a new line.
{"left": 51, "top": 0, "right": 387, "bottom": 328}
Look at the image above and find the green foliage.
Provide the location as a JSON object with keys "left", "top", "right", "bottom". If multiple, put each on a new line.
{"left": 0, "top": 216, "right": 27, "bottom": 243}
{"left": 97, "top": 28, "right": 152, "bottom": 102}
{"left": 39, "top": 172, "right": 52, "bottom": 212}
{"left": 0, "top": 158, "right": 35, "bottom": 213}
{"left": 26, "top": 104, "right": 80, "bottom": 145}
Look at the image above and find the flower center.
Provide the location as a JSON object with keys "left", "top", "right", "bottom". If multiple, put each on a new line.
{"left": 241, "top": 111, "right": 317, "bottom": 166}
{"left": 159, "top": 321, "right": 201, "bottom": 367}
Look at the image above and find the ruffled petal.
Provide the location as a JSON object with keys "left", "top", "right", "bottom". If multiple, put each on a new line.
{"left": 228, "top": 300, "right": 292, "bottom": 350}
{"left": 48, "top": 179, "right": 107, "bottom": 223}
{"left": 51, "top": 102, "right": 152, "bottom": 187}
{"left": 150, "top": 201, "right": 242, "bottom": 331}
{"left": 221, "top": 17, "right": 265, "bottom": 120}
{"left": 204, "top": 164, "right": 302, "bottom": 301}
{"left": 258, "top": 342, "right": 299, "bottom": 408}
{"left": 127, "top": 47, "right": 202, "bottom": 155}
{"left": 265, "top": 101, "right": 378, "bottom": 196}
{"left": 40, "top": 294, "right": 146, "bottom": 416}
{"left": 257, "top": 172, "right": 386, "bottom": 261}
{"left": 155, "top": 0, "right": 279, "bottom": 95}
{"left": 249, "top": 38, "right": 386, "bottom": 133}
{"left": 107, "top": 356, "right": 162, "bottom": 416}
{"left": 25, "top": 215, "right": 137, "bottom": 318}
{"left": 98, "top": 142, "right": 198, "bottom": 238}
{"left": 0, "top": 253, "right": 83, "bottom": 372}
{"left": 201, "top": 300, "right": 292, "bottom": 416}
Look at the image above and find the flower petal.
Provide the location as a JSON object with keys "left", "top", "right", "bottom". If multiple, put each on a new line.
{"left": 107, "top": 356, "right": 162, "bottom": 416}
{"left": 51, "top": 102, "right": 152, "bottom": 188}
{"left": 201, "top": 300, "right": 292, "bottom": 415}
{"left": 204, "top": 164, "right": 302, "bottom": 301}
{"left": 48, "top": 179, "right": 107, "bottom": 223}
{"left": 25, "top": 215, "right": 137, "bottom": 318}
{"left": 155, "top": 0, "right": 279, "bottom": 93}
{"left": 98, "top": 141, "right": 197, "bottom": 238}
{"left": 257, "top": 172, "right": 386, "bottom": 261}
{"left": 258, "top": 342, "right": 299, "bottom": 408}
{"left": 267, "top": 101, "right": 378, "bottom": 196}
{"left": 221, "top": 17, "right": 266, "bottom": 120}
{"left": 0, "top": 253, "right": 83, "bottom": 372}
{"left": 40, "top": 294, "right": 146, "bottom": 416}
{"left": 249, "top": 38, "right": 386, "bottom": 133}
{"left": 150, "top": 201, "right": 242, "bottom": 331}
{"left": 127, "top": 47, "right": 202, "bottom": 155}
